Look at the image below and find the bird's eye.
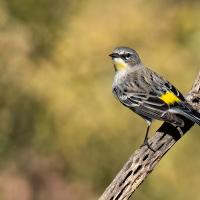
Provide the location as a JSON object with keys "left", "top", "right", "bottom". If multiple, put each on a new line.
{"left": 126, "top": 53, "right": 131, "bottom": 58}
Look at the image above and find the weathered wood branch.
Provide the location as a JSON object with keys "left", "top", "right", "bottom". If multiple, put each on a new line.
{"left": 99, "top": 71, "right": 200, "bottom": 200}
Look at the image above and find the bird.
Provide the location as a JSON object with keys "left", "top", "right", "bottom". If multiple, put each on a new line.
{"left": 109, "top": 47, "right": 200, "bottom": 150}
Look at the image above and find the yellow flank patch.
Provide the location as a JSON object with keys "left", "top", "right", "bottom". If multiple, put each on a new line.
{"left": 160, "top": 91, "right": 181, "bottom": 105}
{"left": 114, "top": 58, "right": 127, "bottom": 70}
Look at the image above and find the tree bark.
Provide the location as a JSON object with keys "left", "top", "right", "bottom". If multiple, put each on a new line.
{"left": 99, "top": 72, "right": 200, "bottom": 200}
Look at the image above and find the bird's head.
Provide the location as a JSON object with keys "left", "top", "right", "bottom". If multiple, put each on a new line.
{"left": 109, "top": 47, "right": 141, "bottom": 71}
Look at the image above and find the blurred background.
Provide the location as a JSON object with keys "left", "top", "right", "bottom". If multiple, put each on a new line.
{"left": 0, "top": 0, "right": 200, "bottom": 199}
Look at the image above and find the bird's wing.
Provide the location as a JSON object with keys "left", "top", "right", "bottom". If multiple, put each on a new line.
{"left": 113, "top": 86, "right": 183, "bottom": 125}
{"left": 114, "top": 87, "right": 167, "bottom": 113}
{"left": 113, "top": 67, "right": 185, "bottom": 125}
{"left": 143, "top": 68, "right": 185, "bottom": 104}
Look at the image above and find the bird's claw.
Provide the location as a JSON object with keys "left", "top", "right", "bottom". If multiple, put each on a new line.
{"left": 142, "top": 137, "right": 156, "bottom": 152}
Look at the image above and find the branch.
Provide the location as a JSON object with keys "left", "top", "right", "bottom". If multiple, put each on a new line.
{"left": 99, "top": 71, "right": 200, "bottom": 200}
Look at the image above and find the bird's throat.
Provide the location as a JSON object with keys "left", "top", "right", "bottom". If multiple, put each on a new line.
{"left": 113, "top": 58, "right": 127, "bottom": 71}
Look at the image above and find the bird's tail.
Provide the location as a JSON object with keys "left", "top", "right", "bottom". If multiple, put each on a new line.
{"left": 170, "top": 104, "right": 200, "bottom": 126}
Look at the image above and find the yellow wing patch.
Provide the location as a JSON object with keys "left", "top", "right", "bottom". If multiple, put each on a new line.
{"left": 160, "top": 91, "right": 181, "bottom": 105}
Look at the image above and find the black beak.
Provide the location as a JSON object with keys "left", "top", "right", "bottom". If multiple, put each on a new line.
{"left": 109, "top": 53, "right": 119, "bottom": 58}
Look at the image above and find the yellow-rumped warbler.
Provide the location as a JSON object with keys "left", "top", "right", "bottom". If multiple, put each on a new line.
{"left": 109, "top": 47, "right": 200, "bottom": 149}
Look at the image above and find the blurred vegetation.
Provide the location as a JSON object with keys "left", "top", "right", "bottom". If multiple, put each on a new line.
{"left": 0, "top": 0, "right": 200, "bottom": 199}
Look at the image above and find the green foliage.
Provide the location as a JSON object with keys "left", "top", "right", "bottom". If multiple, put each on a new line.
{"left": 4, "top": 0, "right": 83, "bottom": 58}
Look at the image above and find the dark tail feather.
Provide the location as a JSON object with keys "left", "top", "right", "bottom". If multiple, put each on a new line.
{"left": 171, "top": 107, "right": 200, "bottom": 126}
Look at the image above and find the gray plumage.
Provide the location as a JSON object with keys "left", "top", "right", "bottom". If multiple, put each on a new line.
{"left": 109, "top": 47, "right": 200, "bottom": 148}
{"left": 112, "top": 65, "right": 184, "bottom": 126}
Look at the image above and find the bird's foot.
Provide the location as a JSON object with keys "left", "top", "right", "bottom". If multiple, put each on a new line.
{"left": 142, "top": 137, "right": 156, "bottom": 152}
